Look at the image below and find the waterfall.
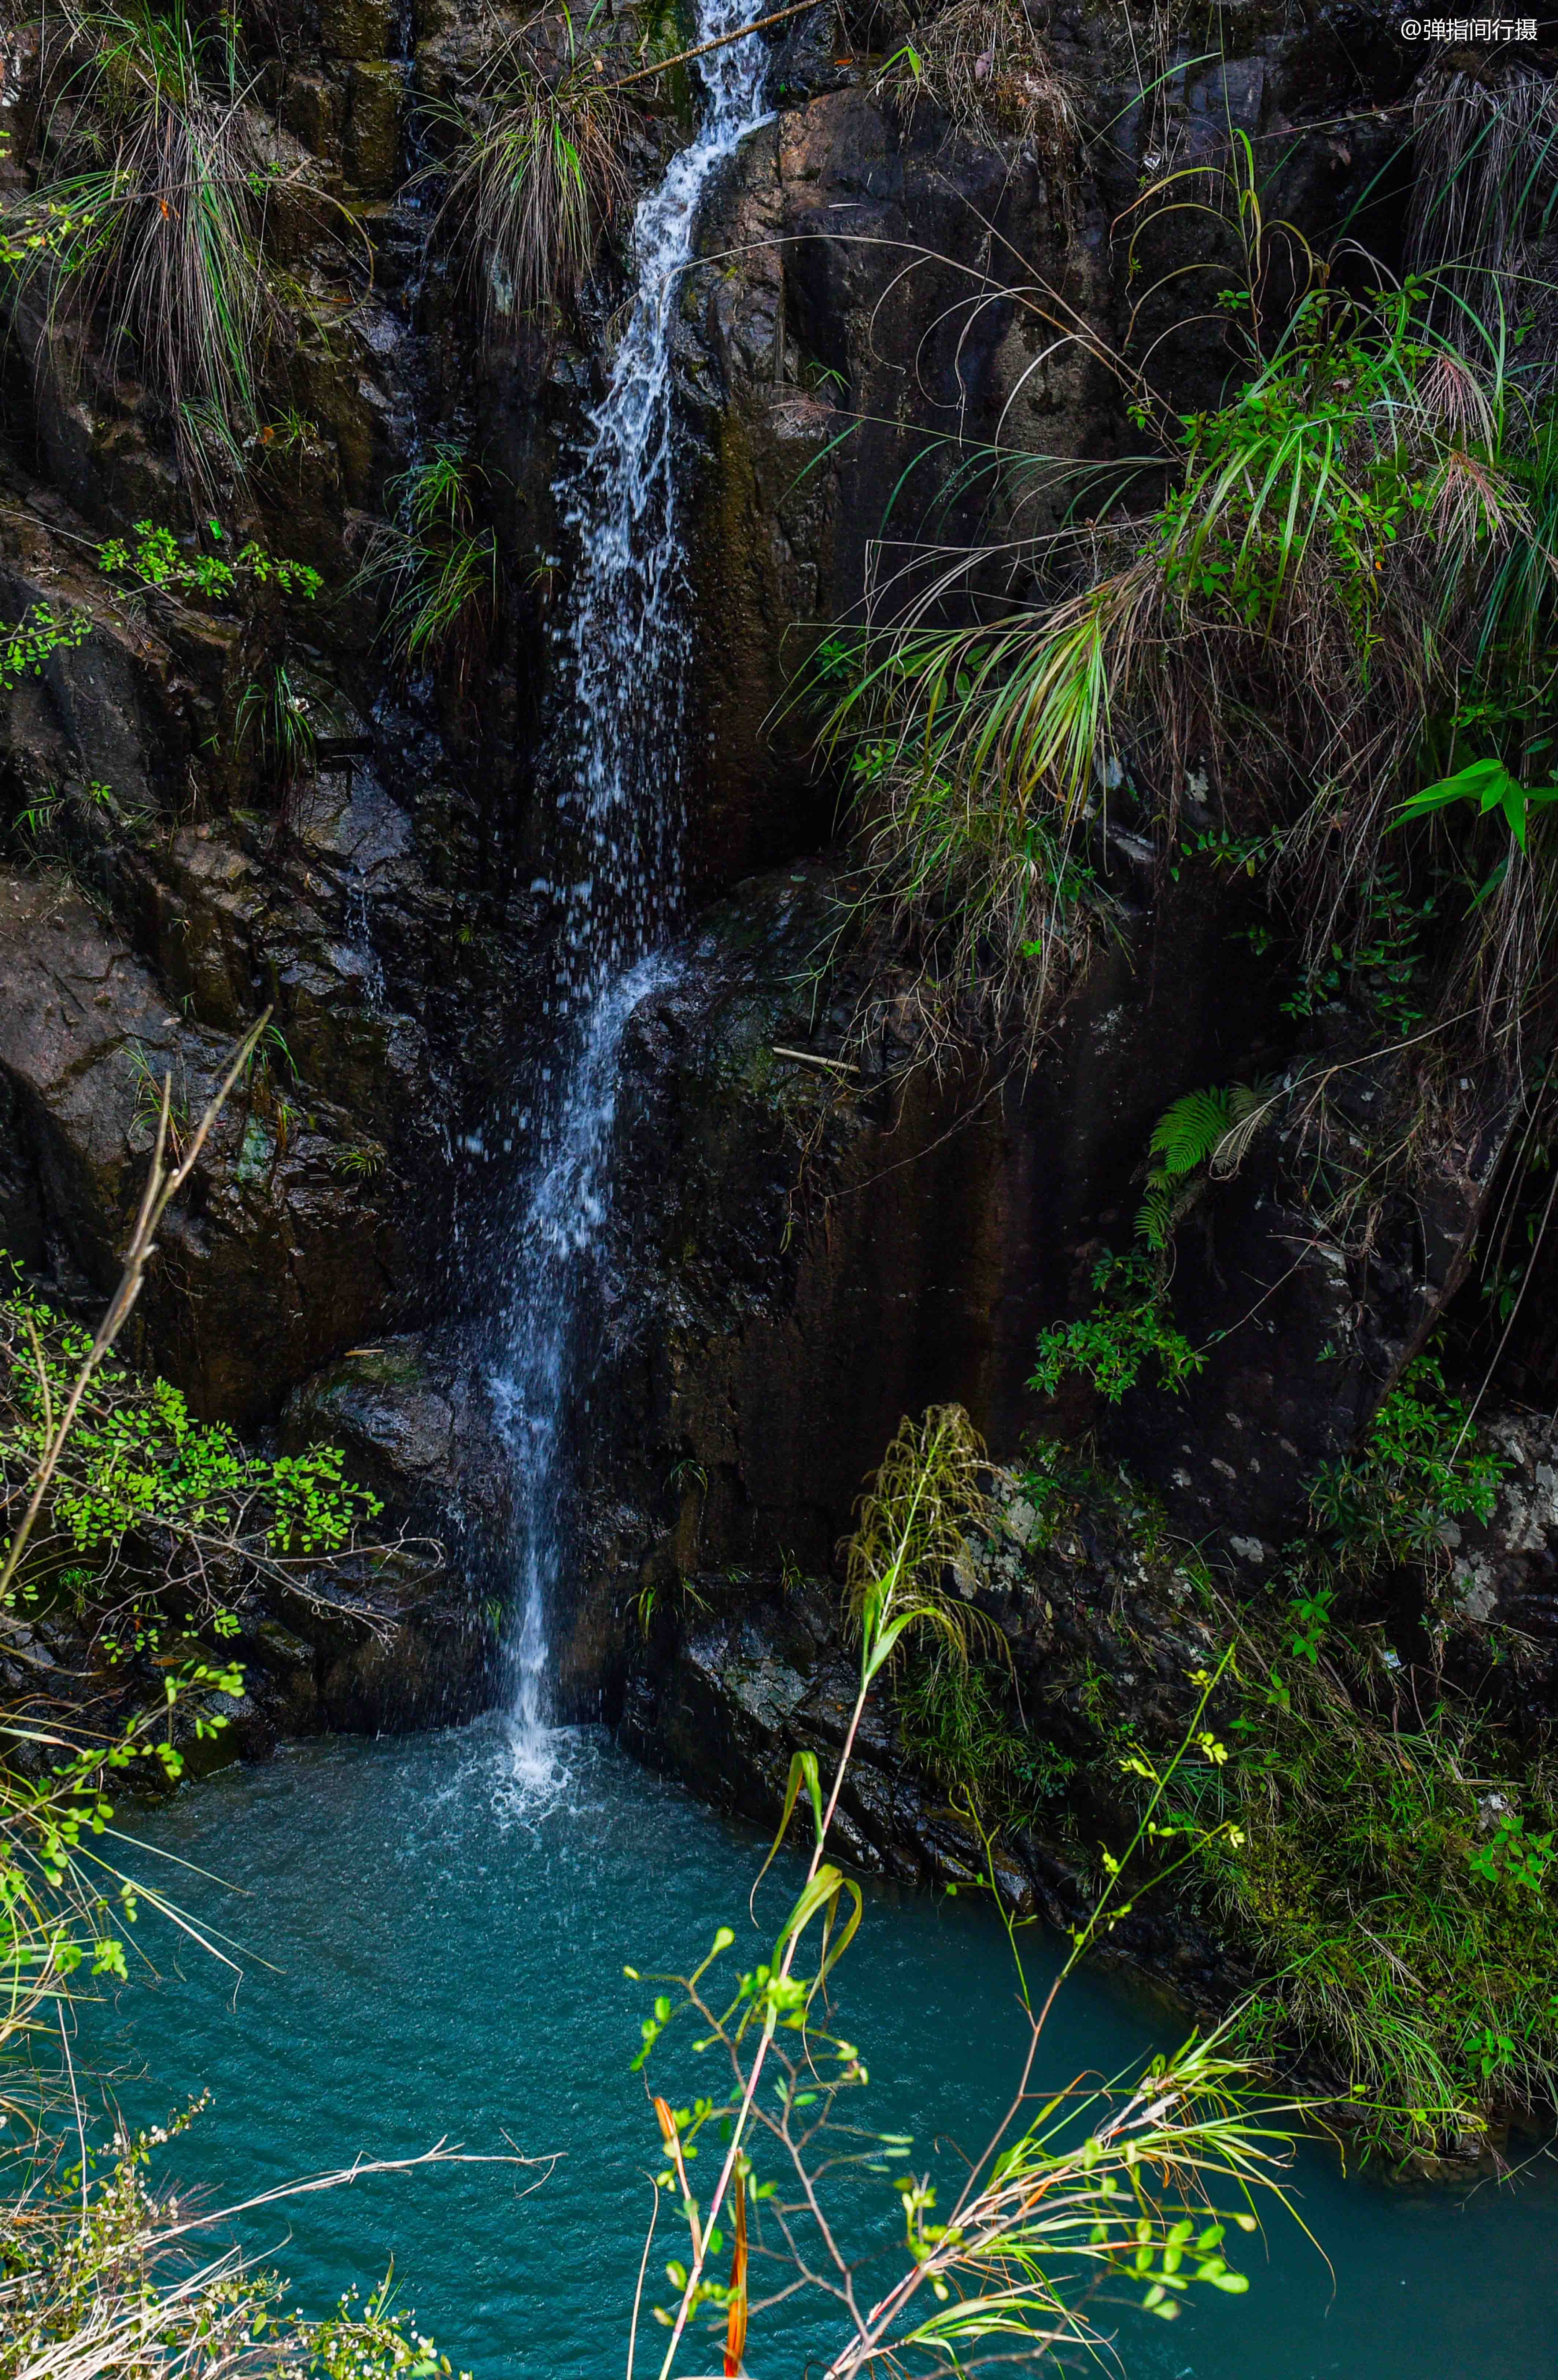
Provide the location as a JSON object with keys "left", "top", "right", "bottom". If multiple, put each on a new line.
{"left": 485, "top": 0, "right": 774, "bottom": 1788}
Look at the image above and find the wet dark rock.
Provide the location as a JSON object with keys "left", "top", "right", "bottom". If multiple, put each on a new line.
{"left": 615, "top": 1470, "right": 1234, "bottom": 1981}
{"left": 284, "top": 1330, "right": 513, "bottom": 1545}
{"left": 1441, "top": 1406, "right": 1558, "bottom": 1730}
{"left": 0, "top": 865, "right": 412, "bottom": 1416}
{"left": 558, "top": 829, "right": 1506, "bottom": 1692}
{"left": 0, "top": 0, "right": 1538, "bottom": 1770}
{"left": 1114, "top": 1047, "right": 1515, "bottom": 1555}
{"left": 309, "top": 1547, "right": 496, "bottom": 1733}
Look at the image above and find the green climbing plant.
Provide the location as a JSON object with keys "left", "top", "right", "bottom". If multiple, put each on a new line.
{"left": 98, "top": 515, "right": 322, "bottom": 605}
{"left": 0, "top": 605, "right": 93, "bottom": 693}
{"left": 1030, "top": 1249, "right": 1205, "bottom": 1406}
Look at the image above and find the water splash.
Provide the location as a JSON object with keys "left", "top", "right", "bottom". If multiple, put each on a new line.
{"left": 487, "top": 952, "right": 670, "bottom": 1804}
{"left": 482, "top": 1, "right": 774, "bottom": 1800}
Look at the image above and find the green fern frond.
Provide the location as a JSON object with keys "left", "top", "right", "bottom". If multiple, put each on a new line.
{"left": 1135, "top": 1183, "right": 1179, "bottom": 1252}
{"left": 1138, "top": 1081, "right": 1269, "bottom": 1249}
{"left": 1148, "top": 1087, "right": 1241, "bottom": 1179}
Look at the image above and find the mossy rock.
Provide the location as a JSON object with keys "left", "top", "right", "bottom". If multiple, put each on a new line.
{"left": 318, "top": 0, "right": 395, "bottom": 60}
{"left": 347, "top": 61, "right": 406, "bottom": 195}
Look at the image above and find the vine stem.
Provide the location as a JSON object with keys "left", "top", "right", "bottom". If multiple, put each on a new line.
{"left": 655, "top": 1666, "right": 871, "bottom": 2379}
{"left": 656, "top": 1429, "right": 960, "bottom": 2375}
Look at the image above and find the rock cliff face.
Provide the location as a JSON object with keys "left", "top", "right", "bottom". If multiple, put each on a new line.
{"left": 0, "top": 0, "right": 1551, "bottom": 1743}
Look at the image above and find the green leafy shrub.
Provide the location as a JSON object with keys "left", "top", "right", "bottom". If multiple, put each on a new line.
{"left": 1030, "top": 1250, "right": 1204, "bottom": 1405}
{"left": 1028, "top": 1076, "right": 1279, "bottom": 1409}
{"left": 0, "top": 1033, "right": 469, "bottom": 2380}
{"left": 1279, "top": 862, "right": 1435, "bottom": 1032}
{"left": 1, "top": 2110, "right": 467, "bottom": 2380}
{"left": 98, "top": 514, "right": 322, "bottom": 605}
{"left": 1167, "top": 1633, "right": 1558, "bottom": 2162}
{"left": 632, "top": 1408, "right": 1293, "bottom": 2370}
{"left": 1308, "top": 1350, "right": 1508, "bottom": 1579}
{"left": 1068, "top": 1346, "right": 1532, "bottom": 2161}
{"left": 0, "top": 603, "right": 92, "bottom": 692}
{"left": 0, "top": 1256, "right": 387, "bottom": 1633}
{"left": 1395, "top": 753, "right": 1558, "bottom": 910}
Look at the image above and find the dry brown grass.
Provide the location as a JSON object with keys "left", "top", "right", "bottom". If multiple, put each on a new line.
{"left": 1407, "top": 63, "right": 1558, "bottom": 347}
{"left": 875, "top": 0, "right": 1077, "bottom": 164}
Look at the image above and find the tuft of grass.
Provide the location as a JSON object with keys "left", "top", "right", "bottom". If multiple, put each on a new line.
{"left": 233, "top": 658, "right": 317, "bottom": 815}
{"left": 1406, "top": 63, "right": 1558, "bottom": 335}
{"left": 822, "top": 282, "right": 1536, "bottom": 839}
{"left": 810, "top": 125, "right": 1558, "bottom": 1073}
{"left": 13, "top": 0, "right": 296, "bottom": 496}
{"left": 353, "top": 444, "right": 498, "bottom": 696}
{"left": 425, "top": 3, "right": 632, "bottom": 330}
{"left": 895, "top": 1638, "right": 1076, "bottom": 1829}
{"left": 1172, "top": 1633, "right": 1558, "bottom": 2163}
{"left": 819, "top": 696, "right": 1115, "bottom": 1071}
{"left": 327, "top": 1138, "right": 387, "bottom": 1180}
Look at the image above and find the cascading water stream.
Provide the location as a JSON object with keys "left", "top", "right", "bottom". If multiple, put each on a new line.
{"left": 483, "top": 0, "right": 774, "bottom": 1789}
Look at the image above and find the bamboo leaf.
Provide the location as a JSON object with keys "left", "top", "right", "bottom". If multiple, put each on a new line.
{"left": 748, "top": 1751, "right": 824, "bottom": 1917}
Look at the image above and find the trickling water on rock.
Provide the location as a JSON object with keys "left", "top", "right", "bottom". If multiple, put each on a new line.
{"left": 478, "top": 0, "right": 775, "bottom": 1781}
